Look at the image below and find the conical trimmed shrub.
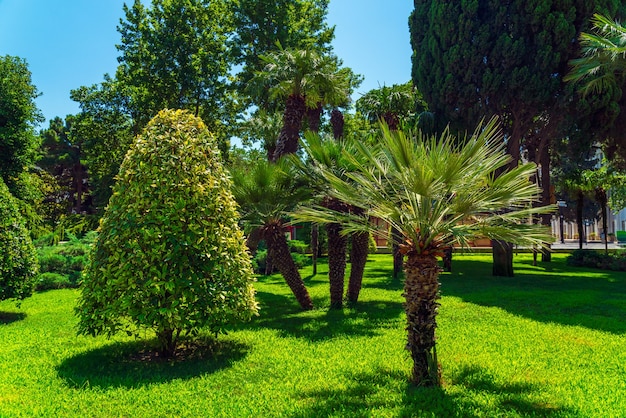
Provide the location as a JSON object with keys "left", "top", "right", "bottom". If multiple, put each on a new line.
{"left": 76, "top": 109, "right": 258, "bottom": 356}
{"left": 0, "top": 178, "right": 38, "bottom": 303}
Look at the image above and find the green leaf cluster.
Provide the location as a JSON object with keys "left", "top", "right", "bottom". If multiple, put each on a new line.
{"left": 76, "top": 109, "right": 257, "bottom": 351}
{"left": 0, "top": 55, "right": 43, "bottom": 190}
{"left": 0, "top": 178, "right": 38, "bottom": 303}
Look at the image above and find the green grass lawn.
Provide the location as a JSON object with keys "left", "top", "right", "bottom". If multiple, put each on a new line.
{"left": 1, "top": 253, "right": 624, "bottom": 417}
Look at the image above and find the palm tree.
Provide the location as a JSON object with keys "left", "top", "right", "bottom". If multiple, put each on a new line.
{"left": 251, "top": 47, "right": 348, "bottom": 162}
{"left": 355, "top": 82, "right": 427, "bottom": 279}
{"left": 295, "top": 118, "right": 553, "bottom": 386}
{"left": 565, "top": 13, "right": 626, "bottom": 95}
{"left": 296, "top": 132, "right": 370, "bottom": 308}
{"left": 231, "top": 159, "right": 313, "bottom": 310}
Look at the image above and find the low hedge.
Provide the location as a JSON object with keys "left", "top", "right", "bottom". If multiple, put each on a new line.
{"left": 566, "top": 249, "right": 626, "bottom": 271}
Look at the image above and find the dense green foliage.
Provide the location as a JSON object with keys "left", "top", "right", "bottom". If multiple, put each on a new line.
{"left": 567, "top": 248, "right": 626, "bottom": 271}
{"left": 0, "top": 178, "right": 38, "bottom": 302}
{"left": 116, "top": 0, "right": 234, "bottom": 146}
{"left": 231, "top": 0, "right": 335, "bottom": 108}
{"left": 0, "top": 55, "right": 43, "bottom": 191}
{"left": 410, "top": 1, "right": 624, "bottom": 144}
{"left": 34, "top": 232, "right": 96, "bottom": 291}
{"left": 565, "top": 13, "right": 626, "bottom": 166}
{"left": 1, "top": 254, "right": 624, "bottom": 416}
{"left": 76, "top": 109, "right": 257, "bottom": 356}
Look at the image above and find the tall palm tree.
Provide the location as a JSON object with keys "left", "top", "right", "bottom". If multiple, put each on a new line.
{"left": 295, "top": 118, "right": 554, "bottom": 386}
{"left": 296, "top": 132, "right": 370, "bottom": 309}
{"left": 356, "top": 82, "right": 428, "bottom": 279}
{"left": 251, "top": 47, "right": 348, "bottom": 162}
{"left": 231, "top": 159, "right": 313, "bottom": 310}
{"left": 565, "top": 13, "right": 626, "bottom": 95}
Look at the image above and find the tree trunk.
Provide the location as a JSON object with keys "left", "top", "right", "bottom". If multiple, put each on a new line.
{"left": 347, "top": 231, "right": 369, "bottom": 304}
{"left": 156, "top": 328, "right": 177, "bottom": 358}
{"left": 264, "top": 223, "right": 313, "bottom": 310}
{"left": 305, "top": 103, "right": 323, "bottom": 133}
{"left": 577, "top": 190, "right": 584, "bottom": 250}
{"left": 311, "top": 223, "right": 318, "bottom": 276}
{"left": 272, "top": 94, "right": 306, "bottom": 162}
{"left": 330, "top": 108, "right": 344, "bottom": 140}
{"left": 403, "top": 253, "right": 441, "bottom": 387}
{"left": 539, "top": 143, "right": 552, "bottom": 262}
{"left": 392, "top": 226, "right": 403, "bottom": 279}
{"left": 327, "top": 222, "right": 347, "bottom": 309}
{"left": 492, "top": 240, "right": 514, "bottom": 277}
{"left": 597, "top": 188, "right": 608, "bottom": 255}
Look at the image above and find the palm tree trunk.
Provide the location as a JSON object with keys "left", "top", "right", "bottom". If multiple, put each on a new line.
{"left": 403, "top": 253, "right": 441, "bottom": 387}
{"left": 392, "top": 227, "right": 403, "bottom": 279}
{"left": 327, "top": 222, "right": 347, "bottom": 309}
{"left": 492, "top": 240, "right": 514, "bottom": 277}
{"left": 311, "top": 224, "right": 318, "bottom": 275}
{"left": 306, "top": 103, "right": 323, "bottom": 133}
{"left": 264, "top": 223, "right": 313, "bottom": 310}
{"left": 330, "top": 108, "right": 344, "bottom": 140}
{"left": 273, "top": 94, "right": 306, "bottom": 162}
{"left": 347, "top": 231, "right": 369, "bottom": 304}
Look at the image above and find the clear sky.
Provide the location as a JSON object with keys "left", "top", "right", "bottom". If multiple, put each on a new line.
{"left": 0, "top": 0, "right": 414, "bottom": 127}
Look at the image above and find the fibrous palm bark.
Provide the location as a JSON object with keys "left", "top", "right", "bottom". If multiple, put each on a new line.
{"left": 264, "top": 222, "right": 313, "bottom": 310}
{"left": 273, "top": 94, "right": 306, "bottom": 161}
{"left": 347, "top": 230, "right": 369, "bottom": 304}
{"left": 326, "top": 222, "right": 347, "bottom": 309}
{"left": 403, "top": 252, "right": 441, "bottom": 386}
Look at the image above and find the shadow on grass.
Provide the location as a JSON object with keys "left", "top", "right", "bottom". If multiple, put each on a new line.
{"left": 0, "top": 311, "right": 26, "bottom": 324}
{"left": 57, "top": 337, "right": 248, "bottom": 389}
{"left": 290, "top": 365, "right": 579, "bottom": 417}
{"left": 247, "top": 290, "right": 404, "bottom": 341}
{"left": 443, "top": 257, "right": 626, "bottom": 334}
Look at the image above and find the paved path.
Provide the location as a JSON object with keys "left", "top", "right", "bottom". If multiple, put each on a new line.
{"left": 551, "top": 240, "right": 623, "bottom": 250}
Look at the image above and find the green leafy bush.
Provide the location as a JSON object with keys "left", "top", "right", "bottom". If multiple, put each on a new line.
{"left": 566, "top": 249, "right": 626, "bottom": 271}
{"left": 0, "top": 178, "right": 38, "bottom": 303}
{"left": 34, "top": 232, "right": 93, "bottom": 290}
{"left": 37, "top": 272, "right": 72, "bottom": 291}
{"left": 76, "top": 109, "right": 258, "bottom": 357}
{"left": 288, "top": 239, "right": 309, "bottom": 254}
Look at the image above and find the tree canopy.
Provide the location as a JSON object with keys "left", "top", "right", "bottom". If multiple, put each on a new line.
{"left": 0, "top": 55, "right": 43, "bottom": 191}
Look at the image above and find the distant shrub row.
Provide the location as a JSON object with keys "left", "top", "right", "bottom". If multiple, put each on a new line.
{"left": 34, "top": 232, "right": 97, "bottom": 290}
{"left": 566, "top": 249, "right": 626, "bottom": 272}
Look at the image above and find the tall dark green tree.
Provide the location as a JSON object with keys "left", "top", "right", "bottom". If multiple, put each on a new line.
{"left": 565, "top": 13, "right": 626, "bottom": 167}
{"left": 410, "top": 0, "right": 625, "bottom": 275}
{"left": 0, "top": 56, "right": 43, "bottom": 193}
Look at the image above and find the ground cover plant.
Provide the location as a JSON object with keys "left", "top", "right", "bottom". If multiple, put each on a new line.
{"left": 1, "top": 253, "right": 624, "bottom": 417}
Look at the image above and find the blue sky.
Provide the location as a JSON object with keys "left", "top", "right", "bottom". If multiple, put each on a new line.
{"left": 0, "top": 0, "right": 413, "bottom": 126}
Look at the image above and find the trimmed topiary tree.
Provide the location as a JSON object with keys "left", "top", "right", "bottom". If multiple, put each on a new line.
{"left": 0, "top": 178, "right": 38, "bottom": 303}
{"left": 76, "top": 109, "right": 258, "bottom": 357}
